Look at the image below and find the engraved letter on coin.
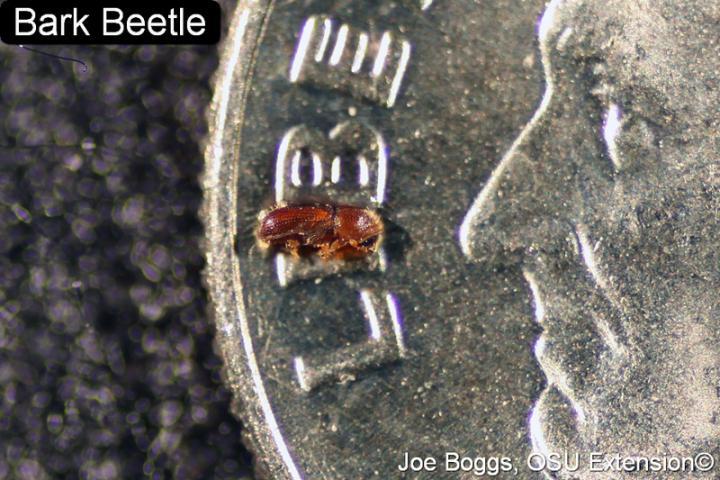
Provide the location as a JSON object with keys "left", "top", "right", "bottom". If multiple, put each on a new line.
{"left": 289, "top": 16, "right": 412, "bottom": 108}
{"left": 294, "top": 290, "right": 406, "bottom": 392}
{"left": 273, "top": 121, "right": 389, "bottom": 286}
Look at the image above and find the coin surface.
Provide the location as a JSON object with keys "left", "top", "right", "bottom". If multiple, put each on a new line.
{"left": 203, "top": 0, "right": 720, "bottom": 479}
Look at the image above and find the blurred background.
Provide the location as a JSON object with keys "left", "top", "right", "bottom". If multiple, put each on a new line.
{"left": 0, "top": 2, "right": 256, "bottom": 478}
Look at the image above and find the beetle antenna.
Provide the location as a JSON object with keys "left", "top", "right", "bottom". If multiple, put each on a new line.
{"left": 18, "top": 45, "right": 88, "bottom": 72}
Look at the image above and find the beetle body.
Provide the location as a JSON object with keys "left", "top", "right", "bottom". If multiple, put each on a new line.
{"left": 257, "top": 204, "right": 383, "bottom": 260}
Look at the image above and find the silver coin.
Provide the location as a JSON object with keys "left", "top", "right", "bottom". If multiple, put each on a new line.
{"left": 203, "top": 0, "right": 720, "bottom": 479}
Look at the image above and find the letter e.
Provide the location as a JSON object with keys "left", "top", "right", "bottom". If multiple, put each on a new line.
{"left": 186, "top": 14, "right": 206, "bottom": 36}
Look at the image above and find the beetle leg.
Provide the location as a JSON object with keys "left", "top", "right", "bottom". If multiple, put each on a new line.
{"left": 318, "top": 241, "right": 335, "bottom": 259}
{"left": 317, "top": 239, "right": 341, "bottom": 259}
{"left": 285, "top": 239, "right": 302, "bottom": 258}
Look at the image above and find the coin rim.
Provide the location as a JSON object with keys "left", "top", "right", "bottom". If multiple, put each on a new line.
{"left": 201, "top": 2, "right": 302, "bottom": 479}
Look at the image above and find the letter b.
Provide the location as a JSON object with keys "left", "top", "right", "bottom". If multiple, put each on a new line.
{"left": 103, "top": 8, "right": 124, "bottom": 36}
{"left": 16, "top": 8, "right": 36, "bottom": 36}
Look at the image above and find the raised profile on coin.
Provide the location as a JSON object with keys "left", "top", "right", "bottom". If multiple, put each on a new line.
{"left": 461, "top": 0, "right": 720, "bottom": 477}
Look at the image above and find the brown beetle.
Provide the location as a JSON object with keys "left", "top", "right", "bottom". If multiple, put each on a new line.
{"left": 257, "top": 203, "right": 383, "bottom": 260}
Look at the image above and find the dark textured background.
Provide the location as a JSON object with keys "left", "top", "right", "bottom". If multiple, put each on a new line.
{"left": 0, "top": 3, "right": 255, "bottom": 478}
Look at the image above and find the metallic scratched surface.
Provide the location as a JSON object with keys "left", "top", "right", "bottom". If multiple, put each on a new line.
{"left": 204, "top": 1, "right": 720, "bottom": 479}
